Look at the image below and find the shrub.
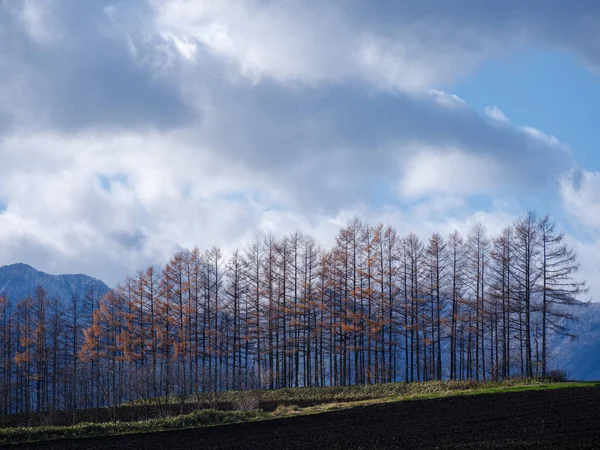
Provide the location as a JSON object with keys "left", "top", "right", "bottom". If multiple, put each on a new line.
{"left": 272, "top": 405, "right": 299, "bottom": 417}
{"left": 234, "top": 390, "right": 260, "bottom": 411}
{"left": 547, "top": 369, "right": 569, "bottom": 382}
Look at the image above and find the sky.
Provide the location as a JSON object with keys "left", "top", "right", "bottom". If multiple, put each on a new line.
{"left": 0, "top": 0, "right": 599, "bottom": 299}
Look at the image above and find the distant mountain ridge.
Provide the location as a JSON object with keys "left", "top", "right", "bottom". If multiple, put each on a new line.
{"left": 549, "top": 302, "right": 600, "bottom": 381}
{"left": 0, "top": 263, "right": 111, "bottom": 303}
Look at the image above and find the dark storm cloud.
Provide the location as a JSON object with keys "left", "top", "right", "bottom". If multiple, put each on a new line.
{"left": 347, "top": 0, "right": 600, "bottom": 68}
{"left": 0, "top": 0, "right": 196, "bottom": 132}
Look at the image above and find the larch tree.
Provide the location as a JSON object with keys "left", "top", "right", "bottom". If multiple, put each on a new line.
{"left": 538, "top": 215, "right": 587, "bottom": 376}
{"left": 513, "top": 211, "right": 541, "bottom": 378}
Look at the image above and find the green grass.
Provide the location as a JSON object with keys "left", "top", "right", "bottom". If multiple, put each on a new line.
{"left": 183, "top": 377, "right": 584, "bottom": 404}
{"left": 1, "top": 380, "right": 597, "bottom": 445}
{"left": 283, "top": 381, "right": 598, "bottom": 418}
{"left": 0, "top": 409, "right": 268, "bottom": 445}
{"left": 381, "top": 381, "right": 595, "bottom": 402}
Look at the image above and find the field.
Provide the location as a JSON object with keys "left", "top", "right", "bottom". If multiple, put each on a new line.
{"left": 0, "top": 379, "right": 564, "bottom": 428}
{"left": 1, "top": 381, "right": 599, "bottom": 448}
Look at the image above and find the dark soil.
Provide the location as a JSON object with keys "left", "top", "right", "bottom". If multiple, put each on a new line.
{"left": 5, "top": 385, "right": 600, "bottom": 449}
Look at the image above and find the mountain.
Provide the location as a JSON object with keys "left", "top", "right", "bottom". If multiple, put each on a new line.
{"left": 0, "top": 263, "right": 111, "bottom": 304}
{"left": 549, "top": 302, "right": 600, "bottom": 381}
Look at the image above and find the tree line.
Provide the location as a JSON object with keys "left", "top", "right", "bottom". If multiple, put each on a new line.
{"left": 0, "top": 211, "right": 586, "bottom": 416}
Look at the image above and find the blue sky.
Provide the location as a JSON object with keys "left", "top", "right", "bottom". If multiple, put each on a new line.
{"left": 455, "top": 50, "right": 600, "bottom": 172}
{"left": 0, "top": 0, "right": 599, "bottom": 300}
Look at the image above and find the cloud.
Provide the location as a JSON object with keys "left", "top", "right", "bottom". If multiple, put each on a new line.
{"left": 145, "top": 1, "right": 600, "bottom": 91}
{"left": 398, "top": 147, "right": 508, "bottom": 199}
{"left": 521, "top": 126, "right": 562, "bottom": 147}
{"left": 145, "top": 0, "right": 503, "bottom": 91}
{"left": 0, "top": 0, "right": 195, "bottom": 133}
{"left": 430, "top": 90, "right": 467, "bottom": 109}
{"left": 560, "top": 169, "right": 600, "bottom": 229}
{"left": 0, "top": 0, "right": 596, "bottom": 290}
{"left": 485, "top": 105, "right": 509, "bottom": 123}
{"left": 571, "top": 239, "right": 600, "bottom": 302}
{"left": 558, "top": 169, "right": 600, "bottom": 301}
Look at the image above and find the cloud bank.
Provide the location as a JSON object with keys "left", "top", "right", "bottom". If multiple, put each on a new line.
{"left": 0, "top": 0, "right": 597, "bottom": 294}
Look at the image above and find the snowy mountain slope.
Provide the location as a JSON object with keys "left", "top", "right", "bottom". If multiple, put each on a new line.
{"left": 0, "top": 263, "right": 110, "bottom": 304}
{"left": 549, "top": 302, "right": 600, "bottom": 381}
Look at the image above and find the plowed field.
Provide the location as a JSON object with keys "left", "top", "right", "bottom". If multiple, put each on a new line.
{"left": 6, "top": 385, "right": 600, "bottom": 449}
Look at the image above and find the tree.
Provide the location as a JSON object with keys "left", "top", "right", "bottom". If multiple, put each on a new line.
{"left": 226, "top": 249, "right": 245, "bottom": 390}
{"left": 465, "top": 223, "right": 490, "bottom": 380}
{"left": 426, "top": 232, "right": 447, "bottom": 380}
{"left": 490, "top": 226, "right": 514, "bottom": 379}
{"left": 447, "top": 231, "right": 464, "bottom": 380}
{"left": 538, "top": 215, "right": 587, "bottom": 376}
{"left": 513, "top": 211, "right": 540, "bottom": 378}
{"left": 404, "top": 232, "right": 424, "bottom": 382}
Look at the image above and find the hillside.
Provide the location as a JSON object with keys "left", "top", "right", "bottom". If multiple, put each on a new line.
{"left": 5, "top": 383, "right": 599, "bottom": 449}
{"left": 0, "top": 263, "right": 111, "bottom": 303}
{"left": 550, "top": 302, "right": 600, "bottom": 381}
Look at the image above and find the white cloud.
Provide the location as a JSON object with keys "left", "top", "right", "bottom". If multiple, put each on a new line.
{"left": 560, "top": 169, "right": 600, "bottom": 229}
{"left": 0, "top": 0, "right": 596, "bottom": 296}
{"left": 0, "top": 130, "right": 260, "bottom": 282}
{"left": 14, "top": 0, "right": 60, "bottom": 44}
{"left": 398, "top": 146, "right": 511, "bottom": 199}
{"left": 571, "top": 238, "right": 600, "bottom": 302}
{"left": 145, "top": 0, "right": 504, "bottom": 92}
{"left": 521, "top": 126, "right": 562, "bottom": 147}
{"left": 557, "top": 169, "right": 600, "bottom": 301}
{"left": 143, "top": 1, "right": 600, "bottom": 93}
{"left": 430, "top": 90, "right": 467, "bottom": 109}
{"left": 485, "top": 105, "right": 510, "bottom": 123}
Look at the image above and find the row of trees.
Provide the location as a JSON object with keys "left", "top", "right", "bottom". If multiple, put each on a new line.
{"left": 0, "top": 212, "right": 586, "bottom": 416}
